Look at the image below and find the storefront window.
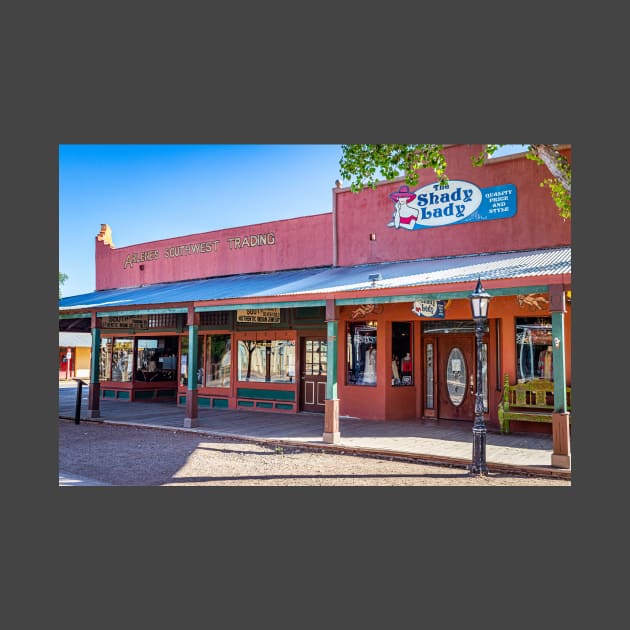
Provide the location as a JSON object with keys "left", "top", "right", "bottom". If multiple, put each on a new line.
{"left": 180, "top": 336, "right": 188, "bottom": 385}
{"left": 99, "top": 337, "right": 112, "bottom": 382}
{"left": 238, "top": 339, "right": 295, "bottom": 383}
{"left": 111, "top": 338, "right": 134, "bottom": 382}
{"left": 135, "top": 336, "right": 179, "bottom": 383}
{"left": 392, "top": 322, "right": 412, "bottom": 386}
{"left": 179, "top": 335, "right": 204, "bottom": 386}
{"left": 515, "top": 317, "right": 553, "bottom": 382}
{"left": 204, "top": 335, "right": 231, "bottom": 388}
{"left": 346, "top": 321, "right": 377, "bottom": 386}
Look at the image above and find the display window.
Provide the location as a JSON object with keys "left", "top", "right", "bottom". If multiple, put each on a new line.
{"left": 134, "top": 336, "right": 179, "bottom": 382}
{"left": 346, "top": 321, "right": 377, "bottom": 386}
{"left": 180, "top": 334, "right": 231, "bottom": 387}
{"left": 204, "top": 335, "right": 231, "bottom": 388}
{"left": 99, "top": 337, "right": 112, "bottom": 382}
{"left": 179, "top": 335, "right": 202, "bottom": 386}
{"left": 111, "top": 338, "right": 134, "bottom": 382}
{"left": 392, "top": 322, "right": 412, "bottom": 386}
{"left": 237, "top": 339, "right": 295, "bottom": 383}
{"left": 515, "top": 317, "right": 553, "bottom": 382}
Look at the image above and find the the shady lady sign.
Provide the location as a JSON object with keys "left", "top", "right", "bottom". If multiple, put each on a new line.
{"left": 388, "top": 181, "right": 516, "bottom": 230}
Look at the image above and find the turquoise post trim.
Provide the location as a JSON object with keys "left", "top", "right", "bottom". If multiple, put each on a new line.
{"left": 188, "top": 324, "right": 198, "bottom": 391}
{"left": 90, "top": 328, "right": 101, "bottom": 384}
{"left": 326, "top": 320, "right": 338, "bottom": 400}
{"left": 551, "top": 311, "right": 567, "bottom": 412}
{"left": 335, "top": 285, "right": 549, "bottom": 305}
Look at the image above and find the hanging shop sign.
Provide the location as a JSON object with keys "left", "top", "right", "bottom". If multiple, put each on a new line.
{"left": 387, "top": 181, "right": 516, "bottom": 231}
{"left": 411, "top": 300, "right": 447, "bottom": 318}
{"left": 236, "top": 308, "right": 281, "bottom": 323}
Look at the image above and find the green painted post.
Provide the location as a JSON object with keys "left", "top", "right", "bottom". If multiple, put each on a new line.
{"left": 551, "top": 312, "right": 567, "bottom": 412}
{"left": 88, "top": 327, "right": 101, "bottom": 418}
{"left": 90, "top": 328, "right": 101, "bottom": 385}
{"left": 326, "top": 320, "right": 338, "bottom": 400}
{"left": 188, "top": 325, "right": 198, "bottom": 392}
{"left": 549, "top": 286, "right": 571, "bottom": 468}
{"left": 324, "top": 313, "right": 340, "bottom": 443}
{"left": 184, "top": 324, "right": 199, "bottom": 427}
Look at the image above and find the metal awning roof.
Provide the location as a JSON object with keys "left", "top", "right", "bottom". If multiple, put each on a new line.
{"left": 58, "top": 246, "right": 571, "bottom": 312}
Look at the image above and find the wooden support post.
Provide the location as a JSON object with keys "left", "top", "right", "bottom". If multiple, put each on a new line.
{"left": 549, "top": 285, "right": 570, "bottom": 468}
{"left": 87, "top": 317, "right": 101, "bottom": 418}
{"left": 551, "top": 412, "right": 571, "bottom": 469}
{"left": 184, "top": 307, "right": 199, "bottom": 428}
{"left": 323, "top": 300, "right": 340, "bottom": 443}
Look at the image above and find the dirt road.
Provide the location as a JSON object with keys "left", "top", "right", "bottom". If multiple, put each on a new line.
{"left": 58, "top": 419, "right": 570, "bottom": 487}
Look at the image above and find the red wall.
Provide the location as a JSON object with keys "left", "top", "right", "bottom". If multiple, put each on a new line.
{"left": 95, "top": 145, "right": 571, "bottom": 291}
{"left": 96, "top": 213, "right": 333, "bottom": 291}
{"left": 334, "top": 144, "right": 571, "bottom": 267}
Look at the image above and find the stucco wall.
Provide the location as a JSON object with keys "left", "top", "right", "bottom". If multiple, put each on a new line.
{"left": 96, "top": 213, "right": 333, "bottom": 291}
{"left": 333, "top": 144, "right": 571, "bottom": 267}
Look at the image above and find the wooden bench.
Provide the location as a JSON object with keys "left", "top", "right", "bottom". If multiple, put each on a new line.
{"left": 497, "top": 374, "right": 571, "bottom": 434}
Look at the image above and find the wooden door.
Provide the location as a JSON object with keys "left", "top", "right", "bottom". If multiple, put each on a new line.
{"left": 437, "top": 334, "right": 475, "bottom": 421}
{"left": 300, "top": 337, "right": 327, "bottom": 413}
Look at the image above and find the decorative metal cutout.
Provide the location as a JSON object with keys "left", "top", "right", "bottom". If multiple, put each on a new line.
{"left": 351, "top": 304, "right": 383, "bottom": 319}
{"left": 517, "top": 293, "right": 549, "bottom": 311}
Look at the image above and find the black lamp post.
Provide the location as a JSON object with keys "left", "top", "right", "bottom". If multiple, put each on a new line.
{"left": 469, "top": 278, "right": 491, "bottom": 475}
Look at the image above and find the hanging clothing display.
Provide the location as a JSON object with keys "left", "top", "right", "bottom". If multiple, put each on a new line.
{"left": 363, "top": 346, "right": 376, "bottom": 384}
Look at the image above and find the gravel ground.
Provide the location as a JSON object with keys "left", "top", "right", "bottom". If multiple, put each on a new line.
{"left": 58, "top": 419, "right": 571, "bottom": 487}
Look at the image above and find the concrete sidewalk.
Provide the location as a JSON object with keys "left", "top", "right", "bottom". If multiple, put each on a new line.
{"left": 58, "top": 385, "right": 571, "bottom": 480}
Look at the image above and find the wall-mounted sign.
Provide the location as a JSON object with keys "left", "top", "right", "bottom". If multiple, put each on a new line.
{"left": 123, "top": 232, "right": 276, "bottom": 269}
{"left": 411, "top": 300, "right": 447, "bottom": 318}
{"left": 101, "top": 315, "right": 149, "bottom": 329}
{"left": 387, "top": 181, "right": 516, "bottom": 231}
{"left": 236, "top": 308, "right": 281, "bottom": 323}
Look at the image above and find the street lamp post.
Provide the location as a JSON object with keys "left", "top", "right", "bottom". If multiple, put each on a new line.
{"left": 469, "top": 278, "right": 491, "bottom": 475}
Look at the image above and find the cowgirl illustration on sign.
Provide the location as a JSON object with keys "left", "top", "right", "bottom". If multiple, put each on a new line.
{"left": 387, "top": 185, "right": 418, "bottom": 230}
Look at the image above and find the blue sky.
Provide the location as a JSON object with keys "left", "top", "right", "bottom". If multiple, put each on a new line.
{"left": 58, "top": 144, "right": 527, "bottom": 298}
{"left": 59, "top": 144, "right": 345, "bottom": 297}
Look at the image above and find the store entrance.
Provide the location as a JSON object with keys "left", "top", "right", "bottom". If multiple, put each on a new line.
{"left": 437, "top": 334, "right": 475, "bottom": 421}
{"left": 300, "top": 337, "right": 327, "bottom": 413}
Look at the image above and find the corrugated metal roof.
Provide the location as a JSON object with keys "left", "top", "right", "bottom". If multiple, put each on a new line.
{"left": 59, "top": 332, "right": 92, "bottom": 347}
{"left": 59, "top": 246, "right": 570, "bottom": 311}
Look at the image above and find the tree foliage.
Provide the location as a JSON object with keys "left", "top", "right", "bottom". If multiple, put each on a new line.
{"left": 59, "top": 272, "right": 68, "bottom": 299}
{"left": 339, "top": 144, "right": 571, "bottom": 219}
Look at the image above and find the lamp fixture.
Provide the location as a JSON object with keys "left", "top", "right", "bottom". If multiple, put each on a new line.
{"left": 470, "top": 277, "right": 491, "bottom": 320}
{"left": 469, "top": 277, "right": 492, "bottom": 476}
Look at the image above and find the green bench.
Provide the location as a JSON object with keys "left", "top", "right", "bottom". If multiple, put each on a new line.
{"left": 497, "top": 374, "right": 571, "bottom": 434}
